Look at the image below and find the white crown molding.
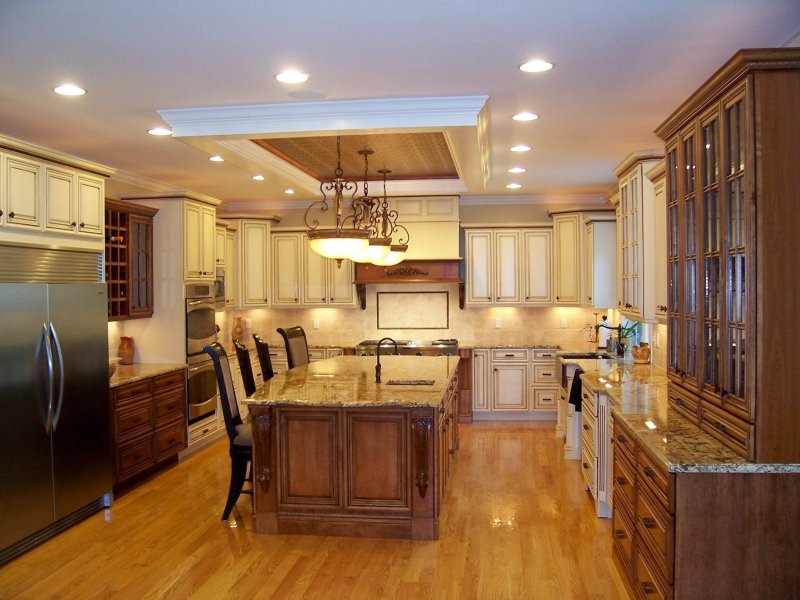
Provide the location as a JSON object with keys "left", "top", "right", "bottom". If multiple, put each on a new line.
{"left": 458, "top": 194, "right": 607, "bottom": 206}
{"left": 0, "top": 134, "right": 115, "bottom": 177}
{"left": 110, "top": 170, "right": 186, "bottom": 194}
{"left": 477, "top": 101, "right": 492, "bottom": 188}
{"left": 158, "top": 95, "right": 489, "bottom": 138}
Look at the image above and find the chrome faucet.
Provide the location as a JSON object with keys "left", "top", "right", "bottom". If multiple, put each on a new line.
{"left": 595, "top": 315, "right": 625, "bottom": 356}
{"left": 375, "top": 337, "right": 398, "bottom": 383}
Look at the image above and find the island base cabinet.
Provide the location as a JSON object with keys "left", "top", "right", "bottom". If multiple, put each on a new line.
{"left": 249, "top": 404, "right": 449, "bottom": 540}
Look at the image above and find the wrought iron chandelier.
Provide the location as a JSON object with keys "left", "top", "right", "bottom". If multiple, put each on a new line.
{"left": 366, "top": 168, "right": 409, "bottom": 267}
{"left": 305, "top": 136, "right": 370, "bottom": 263}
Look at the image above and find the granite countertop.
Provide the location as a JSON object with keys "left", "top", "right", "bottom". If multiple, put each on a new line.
{"left": 246, "top": 355, "right": 460, "bottom": 408}
{"left": 458, "top": 343, "right": 560, "bottom": 350}
{"left": 110, "top": 363, "right": 185, "bottom": 388}
{"left": 576, "top": 358, "right": 799, "bottom": 474}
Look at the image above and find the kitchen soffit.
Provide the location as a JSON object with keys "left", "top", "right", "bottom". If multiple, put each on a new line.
{"left": 158, "top": 95, "right": 488, "bottom": 197}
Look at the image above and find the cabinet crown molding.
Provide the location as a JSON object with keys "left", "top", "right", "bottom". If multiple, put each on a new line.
{"left": 612, "top": 151, "right": 664, "bottom": 178}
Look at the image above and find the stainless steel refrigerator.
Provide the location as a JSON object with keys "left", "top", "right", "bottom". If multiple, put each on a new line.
{"left": 0, "top": 244, "right": 112, "bottom": 564}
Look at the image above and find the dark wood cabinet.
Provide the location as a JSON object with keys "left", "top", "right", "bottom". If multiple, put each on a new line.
{"left": 105, "top": 198, "right": 157, "bottom": 320}
{"left": 656, "top": 48, "right": 800, "bottom": 462}
{"left": 110, "top": 369, "right": 186, "bottom": 489}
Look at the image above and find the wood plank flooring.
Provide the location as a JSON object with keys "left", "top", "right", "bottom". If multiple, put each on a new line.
{"left": 0, "top": 421, "right": 630, "bottom": 599}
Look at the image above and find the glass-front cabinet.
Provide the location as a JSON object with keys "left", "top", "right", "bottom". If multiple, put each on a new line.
{"left": 656, "top": 48, "right": 800, "bottom": 462}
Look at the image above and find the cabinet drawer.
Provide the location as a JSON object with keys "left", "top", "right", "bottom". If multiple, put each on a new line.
{"left": 308, "top": 348, "right": 326, "bottom": 361}
{"left": 491, "top": 348, "right": 529, "bottom": 361}
{"left": 533, "top": 364, "right": 557, "bottom": 384}
{"left": 155, "top": 389, "right": 185, "bottom": 424}
{"left": 153, "top": 369, "right": 185, "bottom": 392}
{"left": 637, "top": 450, "right": 672, "bottom": 511}
{"left": 581, "top": 416, "right": 595, "bottom": 455}
{"left": 668, "top": 386, "right": 700, "bottom": 425}
{"left": 115, "top": 399, "right": 153, "bottom": 441}
{"left": 113, "top": 379, "right": 151, "bottom": 405}
{"left": 582, "top": 390, "right": 596, "bottom": 422}
{"left": 581, "top": 446, "right": 595, "bottom": 495}
{"left": 533, "top": 388, "right": 557, "bottom": 410}
{"left": 613, "top": 418, "right": 636, "bottom": 464}
{"left": 532, "top": 349, "right": 557, "bottom": 361}
{"left": 117, "top": 437, "right": 154, "bottom": 482}
{"left": 636, "top": 482, "right": 674, "bottom": 584}
{"left": 612, "top": 503, "right": 635, "bottom": 574}
{"left": 613, "top": 450, "right": 636, "bottom": 513}
{"left": 699, "top": 400, "right": 753, "bottom": 459}
{"left": 155, "top": 421, "right": 187, "bottom": 462}
{"left": 635, "top": 542, "right": 672, "bottom": 600}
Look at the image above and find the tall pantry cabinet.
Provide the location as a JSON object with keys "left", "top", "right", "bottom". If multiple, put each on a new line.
{"left": 655, "top": 48, "right": 800, "bottom": 463}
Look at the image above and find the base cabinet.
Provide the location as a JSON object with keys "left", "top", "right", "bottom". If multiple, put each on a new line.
{"left": 612, "top": 417, "right": 800, "bottom": 599}
{"left": 110, "top": 368, "right": 187, "bottom": 489}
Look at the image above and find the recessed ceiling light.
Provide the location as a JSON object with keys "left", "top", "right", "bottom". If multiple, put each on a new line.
{"left": 512, "top": 112, "right": 539, "bottom": 122}
{"left": 506, "top": 183, "right": 522, "bottom": 190}
{"left": 147, "top": 127, "right": 172, "bottom": 136}
{"left": 510, "top": 145, "right": 532, "bottom": 152}
{"left": 284, "top": 188, "right": 295, "bottom": 195}
{"left": 53, "top": 84, "right": 86, "bottom": 96}
{"left": 209, "top": 155, "right": 224, "bottom": 162}
{"left": 275, "top": 69, "right": 309, "bottom": 84}
{"left": 519, "top": 59, "right": 554, "bottom": 73}
{"left": 252, "top": 174, "right": 265, "bottom": 181}
{"left": 508, "top": 167, "right": 527, "bottom": 174}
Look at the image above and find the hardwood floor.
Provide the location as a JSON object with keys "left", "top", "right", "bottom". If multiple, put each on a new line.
{"left": 0, "top": 421, "right": 630, "bottom": 599}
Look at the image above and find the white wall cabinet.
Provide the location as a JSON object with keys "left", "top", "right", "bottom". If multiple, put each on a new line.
{"left": 613, "top": 151, "right": 663, "bottom": 322}
{"left": 522, "top": 229, "right": 553, "bottom": 305}
{"left": 466, "top": 228, "right": 552, "bottom": 306}
{"left": 224, "top": 228, "right": 236, "bottom": 307}
{"left": 272, "top": 232, "right": 302, "bottom": 305}
{"left": 238, "top": 220, "right": 271, "bottom": 307}
{"left": 184, "top": 200, "right": 216, "bottom": 281}
{"left": 215, "top": 225, "right": 227, "bottom": 268}
{"left": 553, "top": 213, "right": 582, "bottom": 305}
{"left": 646, "top": 160, "right": 668, "bottom": 323}
{"left": 584, "top": 218, "right": 617, "bottom": 308}
{"left": 0, "top": 138, "right": 112, "bottom": 250}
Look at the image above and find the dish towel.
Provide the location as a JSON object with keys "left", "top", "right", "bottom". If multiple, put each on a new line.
{"left": 568, "top": 367, "right": 585, "bottom": 412}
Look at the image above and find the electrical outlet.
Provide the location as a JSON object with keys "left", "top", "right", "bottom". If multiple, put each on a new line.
{"left": 313, "top": 319, "right": 320, "bottom": 330}
{"left": 560, "top": 317, "right": 568, "bottom": 329}
{"left": 653, "top": 332, "right": 660, "bottom": 349}
{"left": 241, "top": 318, "right": 251, "bottom": 329}
{"left": 495, "top": 318, "right": 502, "bottom": 329}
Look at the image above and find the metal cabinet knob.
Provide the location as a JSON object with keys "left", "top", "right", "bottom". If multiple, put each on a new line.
{"left": 9, "top": 211, "right": 16, "bottom": 218}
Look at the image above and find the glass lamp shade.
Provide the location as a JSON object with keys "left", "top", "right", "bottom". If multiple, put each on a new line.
{"left": 371, "top": 244, "right": 407, "bottom": 266}
{"left": 352, "top": 238, "right": 392, "bottom": 263}
{"left": 307, "top": 229, "right": 370, "bottom": 260}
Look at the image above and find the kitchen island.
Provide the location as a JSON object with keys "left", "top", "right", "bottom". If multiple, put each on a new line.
{"left": 245, "top": 355, "right": 460, "bottom": 539}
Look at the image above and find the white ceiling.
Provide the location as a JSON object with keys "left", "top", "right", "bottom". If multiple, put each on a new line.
{"left": 1, "top": 1, "right": 798, "bottom": 210}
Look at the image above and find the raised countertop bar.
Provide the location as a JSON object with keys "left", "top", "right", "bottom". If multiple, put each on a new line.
{"left": 247, "top": 355, "right": 460, "bottom": 408}
{"left": 573, "top": 358, "right": 799, "bottom": 473}
{"left": 110, "top": 363, "right": 185, "bottom": 388}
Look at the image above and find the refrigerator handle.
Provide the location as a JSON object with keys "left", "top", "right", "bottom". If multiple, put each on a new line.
{"left": 40, "top": 322, "right": 55, "bottom": 434}
{"left": 49, "top": 323, "right": 66, "bottom": 432}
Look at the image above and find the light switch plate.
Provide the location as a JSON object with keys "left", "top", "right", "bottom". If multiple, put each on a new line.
{"left": 495, "top": 318, "right": 501, "bottom": 328}
{"left": 560, "top": 317, "right": 568, "bottom": 328}
{"left": 313, "top": 319, "right": 320, "bottom": 329}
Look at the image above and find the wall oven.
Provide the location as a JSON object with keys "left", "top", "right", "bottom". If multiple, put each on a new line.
{"left": 185, "top": 283, "right": 218, "bottom": 424}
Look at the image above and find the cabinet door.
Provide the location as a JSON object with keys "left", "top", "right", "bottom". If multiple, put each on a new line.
{"left": 553, "top": 214, "right": 581, "bottom": 305}
{"left": 272, "top": 233, "right": 301, "bottom": 305}
{"left": 184, "top": 202, "right": 203, "bottom": 279}
{"left": 491, "top": 363, "right": 529, "bottom": 410}
{"left": 494, "top": 230, "right": 521, "bottom": 303}
{"left": 5, "top": 154, "right": 41, "bottom": 228}
{"left": 129, "top": 214, "right": 154, "bottom": 318}
{"left": 328, "top": 258, "right": 355, "bottom": 305}
{"left": 45, "top": 166, "right": 75, "bottom": 233}
{"left": 303, "top": 237, "right": 328, "bottom": 305}
{"left": 76, "top": 174, "right": 104, "bottom": 236}
{"left": 472, "top": 349, "right": 490, "bottom": 411}
{"left": 522, "top": 229, "right": 553, "bottom": 304}
{"left": 653, "top": 175, "right": 668, "bottom": 322}
{"left": 585, "top": 222, "right": 595, "bottom": 305}
{"left": 200, "top": 204, "right": 216, "bottom": 279}
{"left": 586, "top": 220, "right": 617, "bottom": 308}
{"left": 215, "top": 226, "right": 227, "bottom": 268}
{"left": 240, "top": 221, "right": 270, "bottom": 306}
{"left": 466, "top": 230, "right": 493, "bottom": 305}
{"left": 225, "top": 231, "right": 236, "bottom": 306}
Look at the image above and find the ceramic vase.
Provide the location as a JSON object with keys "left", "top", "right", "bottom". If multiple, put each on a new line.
{"left": 118, "top": 336, "right": 134, "bottom": 365}
{"left": 632, "top": 342, "right": 651, "bottom": 364}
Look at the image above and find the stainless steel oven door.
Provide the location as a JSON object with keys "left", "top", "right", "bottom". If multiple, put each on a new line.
{"left": 187, "top": 359, "right": 218, "bottom": 424}
{"left": 186, "top": 297, "right": 217, "bottom": 358}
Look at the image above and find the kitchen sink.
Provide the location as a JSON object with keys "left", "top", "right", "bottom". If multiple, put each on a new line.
{"left": 559, "top": 352, "right": 613, "bottom": 360}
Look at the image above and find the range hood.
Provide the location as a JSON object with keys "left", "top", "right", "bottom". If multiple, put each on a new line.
{"left": 354, "top": 259, "right": 465, "bottom": 309}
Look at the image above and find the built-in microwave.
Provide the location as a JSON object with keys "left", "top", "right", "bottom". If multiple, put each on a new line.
{"left": 213, "top": 268, "right": 225, "bottom": 310}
